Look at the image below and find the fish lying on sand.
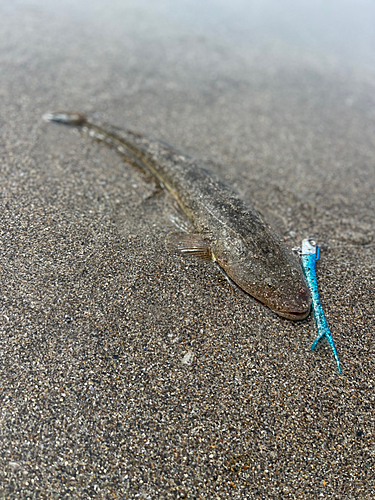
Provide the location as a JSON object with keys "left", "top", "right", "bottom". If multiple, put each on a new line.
{"left": 43, "top": 111, "right": 311, "bottom": 320}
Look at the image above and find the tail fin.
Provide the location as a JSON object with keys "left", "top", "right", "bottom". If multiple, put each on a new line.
{"left": 43, "top": 111, "right": 87, "bottom": 126}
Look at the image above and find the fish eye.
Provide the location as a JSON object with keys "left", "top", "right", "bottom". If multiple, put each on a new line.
{"left": 264, "top": 277, "right": 274, "bottom": 288}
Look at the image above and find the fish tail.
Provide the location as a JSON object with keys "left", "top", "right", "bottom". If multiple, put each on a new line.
{"left": 43, "top": 111, "right": 87, "bottom": 126}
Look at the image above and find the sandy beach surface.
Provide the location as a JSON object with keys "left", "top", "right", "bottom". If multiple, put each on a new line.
{"left": 0, "top": 1, "right": 374, "bottom": 498}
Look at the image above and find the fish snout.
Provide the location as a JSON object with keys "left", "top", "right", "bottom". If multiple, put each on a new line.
{"left": 275, "top": 284, "right": 312, "bottom": 320}
{"left": 260, "top": 275, "right": 311, "bottom": 320}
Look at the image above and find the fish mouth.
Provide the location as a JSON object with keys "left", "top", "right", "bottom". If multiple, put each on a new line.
{"left": 274, "top": 305, "right": 311, "bottom": 321}
{"left": 250, "top": 292, "right": 312, "bottom": 321}
{"left": 245, "top": 288, "right": 312, "bottom": 321}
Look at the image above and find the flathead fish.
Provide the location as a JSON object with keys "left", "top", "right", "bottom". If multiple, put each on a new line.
{"left": 44, "top": 111, "right": 311, "bottom": 320}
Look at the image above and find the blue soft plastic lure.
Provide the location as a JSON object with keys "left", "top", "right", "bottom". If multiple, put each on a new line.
{"left": 299, "top": 239, "right": 341, "bottom": 373}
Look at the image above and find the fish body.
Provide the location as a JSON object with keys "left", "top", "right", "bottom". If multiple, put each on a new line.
{"left": 44, "top": 112, "right": 311, "bottom": 320}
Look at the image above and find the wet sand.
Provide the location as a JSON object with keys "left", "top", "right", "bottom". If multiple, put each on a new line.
{"left": 0, "top": 1, "right": 374, "bottom": 498}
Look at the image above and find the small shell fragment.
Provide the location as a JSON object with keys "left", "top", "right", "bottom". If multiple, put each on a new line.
{"left": 181, "top": 351, "right": 194, "bottom": 365}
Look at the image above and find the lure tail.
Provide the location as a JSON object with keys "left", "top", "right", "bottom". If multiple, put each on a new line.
{"left": 43, "top": 111, "right": 87, "bottom": 126}
{"left": 299, "top": 239, "right": 341, "bottom": 374}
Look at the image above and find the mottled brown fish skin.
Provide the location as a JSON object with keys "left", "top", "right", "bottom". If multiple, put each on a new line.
{"left": 44, "top": 111, "right": 311, "bottom": 320}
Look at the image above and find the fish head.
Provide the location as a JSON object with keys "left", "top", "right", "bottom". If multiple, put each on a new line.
{"left": 214, "top": 229, "right": 311, "bottom": 320}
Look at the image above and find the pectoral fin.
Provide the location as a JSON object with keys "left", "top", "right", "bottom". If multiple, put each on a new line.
{"left": 166, "top": 233, "right": 214, "bottom": 261}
